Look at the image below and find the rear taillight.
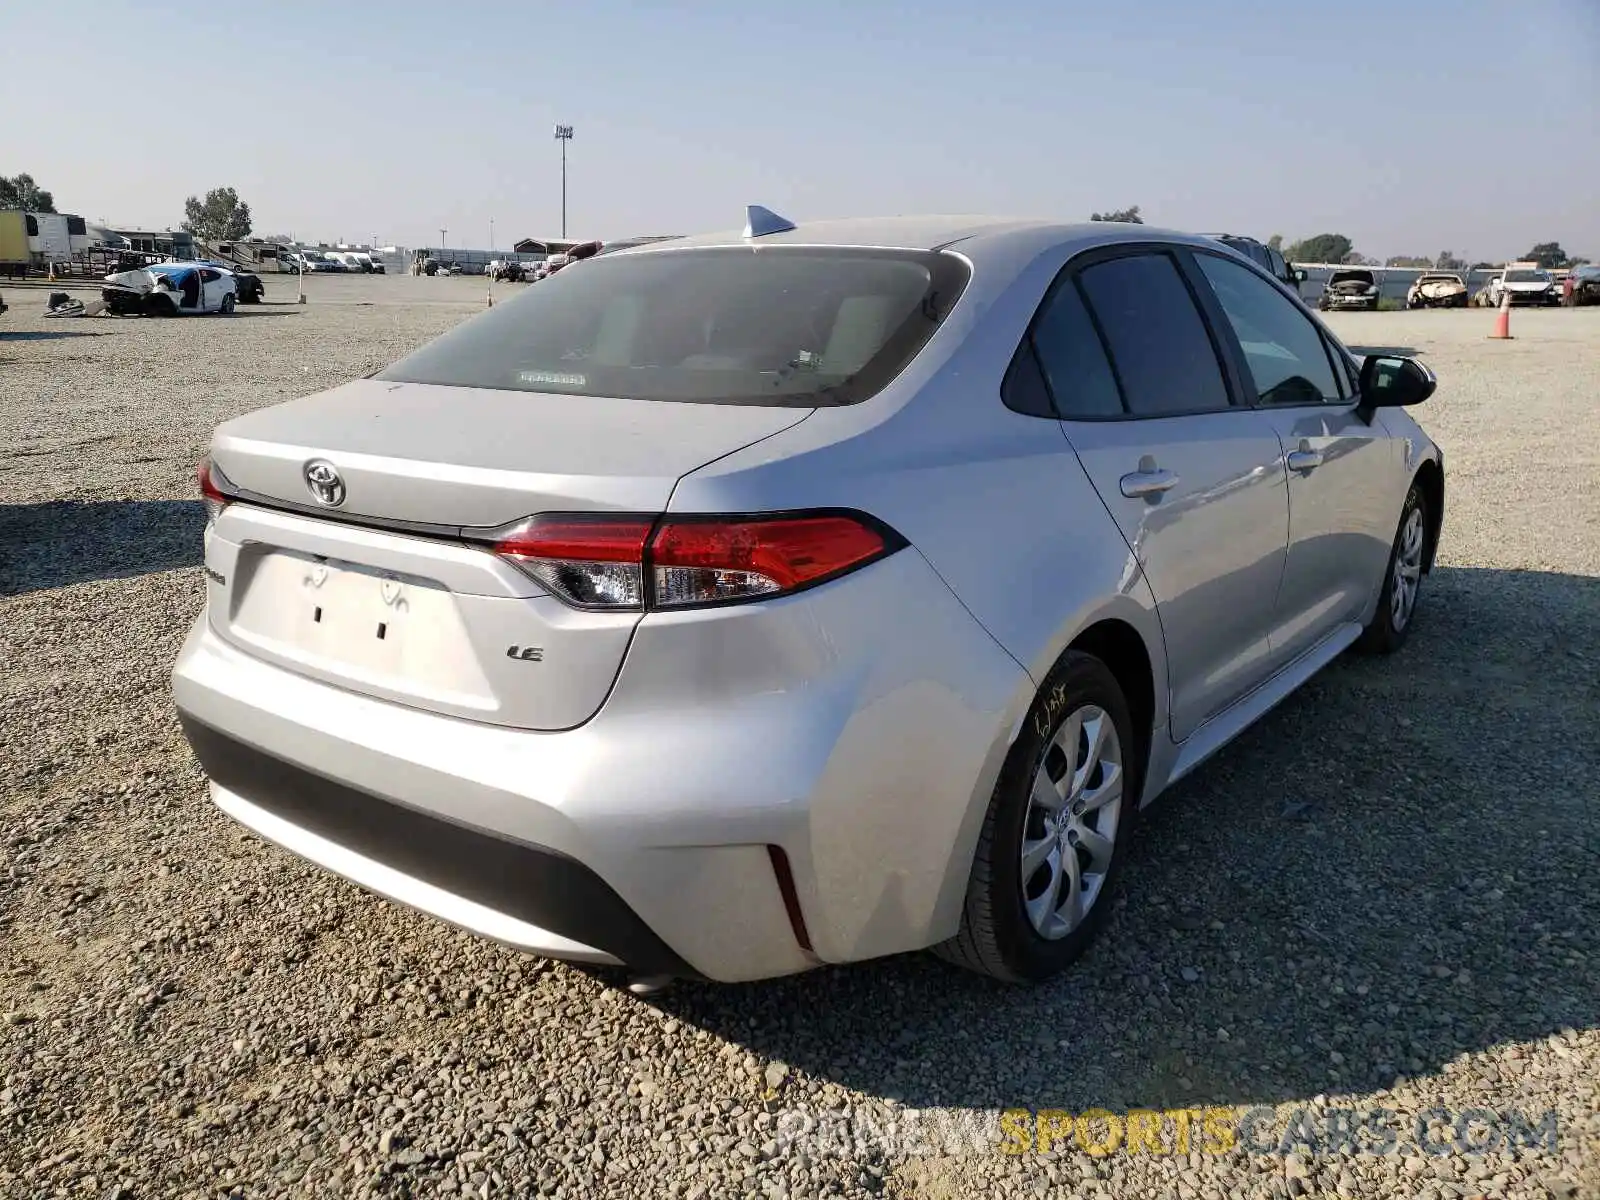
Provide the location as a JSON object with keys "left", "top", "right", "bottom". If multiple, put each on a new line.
{"left": 491, "top": 511, "right": 903, "bottom": 611}
{"left": 198, "top": 457, "right": 231, "bottom": 522}
{"left": 495, "top": 516, "right": 653, "bottom": 610}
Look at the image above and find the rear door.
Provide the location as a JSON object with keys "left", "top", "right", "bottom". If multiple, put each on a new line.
{"left": 199, "top": 268, "right": 228, "bottom": 310}
{"left": 1190, "top": 250, "right": 1399, "bottom": 667}
{"left": 1037, "top": 246, "right": 1291, "bottom": 741}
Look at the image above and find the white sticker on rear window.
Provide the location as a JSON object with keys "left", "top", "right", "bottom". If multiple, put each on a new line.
{"left": 518, "top": 370, "right": 587, "bottom": 388}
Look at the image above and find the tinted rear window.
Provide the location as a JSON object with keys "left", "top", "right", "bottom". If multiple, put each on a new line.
{"left": 378, "top": 247, "right": 969, "bottom": 406}
{"left": 1028, "top": 279, "right": 1124, "bottom": 418}
{"left": 1076, "top": 253, "right": 1231, "bottom": 417}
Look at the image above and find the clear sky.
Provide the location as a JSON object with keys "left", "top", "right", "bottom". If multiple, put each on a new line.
{"left": 4, "top": 0, "right": 1595, "bottom": 261}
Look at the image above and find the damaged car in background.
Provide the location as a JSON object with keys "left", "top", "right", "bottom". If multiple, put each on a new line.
{"left": 1406, "top": 272, "right": 1469, "bottom": 309}
{"left": 102, "top": 261, "right": 238, "bottom": 316}
{"left": 1487, "top": 264, "right": 1560, "bottom": 308}
{"left": 1564, "top": 264, "right": 1600, "bottom": 307}
{"left": 1319, "top": 268, "right": 1382, "bottom": 311}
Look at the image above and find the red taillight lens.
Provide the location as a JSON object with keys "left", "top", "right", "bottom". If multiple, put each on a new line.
{"left": 650, "top": 515, "right": 889, "bottom": 608}
{"left": 491, "top": 511, "right": 900, "bottom": 611}
{"left": 494, "top": 515, "right": 654, "bottom": 610}
{"left": 198, "top": 457, "right": 230, "bottom": 522}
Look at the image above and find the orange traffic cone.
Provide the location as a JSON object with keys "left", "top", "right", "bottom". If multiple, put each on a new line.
{"left": 1489, "top": 289, "right": 1512, "bottom": 340}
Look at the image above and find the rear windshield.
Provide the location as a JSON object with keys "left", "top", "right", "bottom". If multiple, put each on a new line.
{"left": 376, "top": 246, "right": 970, "bottom": 406}
{"left": 1331, "top": 270, "right": 1374, "bottom": 284}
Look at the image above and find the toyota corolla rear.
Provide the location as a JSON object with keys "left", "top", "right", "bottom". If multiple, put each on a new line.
{"left": 172, "top": 239, "right": 1029, "bottom": 983}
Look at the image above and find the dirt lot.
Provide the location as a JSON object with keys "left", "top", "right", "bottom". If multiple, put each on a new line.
{"left": 2, "top": 277, "right": 1597, "bottom": 1199}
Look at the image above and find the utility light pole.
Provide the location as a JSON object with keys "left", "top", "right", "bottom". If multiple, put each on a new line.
{"left": 554, "top": 124, "right": 573, "bottom": 239}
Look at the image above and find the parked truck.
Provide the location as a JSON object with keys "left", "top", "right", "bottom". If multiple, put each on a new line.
{"left": 1, "top": 210, "right": 94, "bottom": 275}
{"left": 0, "top": 210, "right": 27, "bottom": 276}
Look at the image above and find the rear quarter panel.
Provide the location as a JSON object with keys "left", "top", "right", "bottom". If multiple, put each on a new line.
{"left": 670, "top": 236, "right": 1171, "bottom": 783}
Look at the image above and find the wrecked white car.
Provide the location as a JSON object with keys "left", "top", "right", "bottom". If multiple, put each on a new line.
{"left": 103, "top": 262, "right": 238, "bottom": 317}
{"left": 1406, "top": 272, "right": 1469, "bottom": 309}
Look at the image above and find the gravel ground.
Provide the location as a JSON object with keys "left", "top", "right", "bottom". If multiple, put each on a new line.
{"left": 2, "top": 279, "right": 1597, "bottom": 1200}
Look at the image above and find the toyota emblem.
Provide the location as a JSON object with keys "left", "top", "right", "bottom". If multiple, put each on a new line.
{"left": 303, "top": 459, "right": 346, "bottom": 507}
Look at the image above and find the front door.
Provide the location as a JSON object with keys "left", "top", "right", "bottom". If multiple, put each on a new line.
{"left": 198, "top": 268, "right": 227, "bottom": 311}
{"left": 1029, "top": 248, "right": 1291, "bottom": 741}
{"left": 1190, "top": 250, "right": 1399, "bottom": 666}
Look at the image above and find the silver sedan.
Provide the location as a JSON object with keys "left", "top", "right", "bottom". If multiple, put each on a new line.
{"left": 173, "top": 210, "right": 1443, "bottom": 987}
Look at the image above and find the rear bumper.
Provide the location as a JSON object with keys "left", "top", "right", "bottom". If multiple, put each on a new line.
{"left": 181, "top": 716, "right": 698, "bottom": 976}
{"left": 172, "top": 548, "right": 1030, "bottom": 982}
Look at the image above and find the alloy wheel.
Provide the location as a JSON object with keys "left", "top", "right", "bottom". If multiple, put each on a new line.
{"left": 1391, "top": 506, "right": 1425, "bottom": 631}
{"left": 1020, "top": 705, "right": 1124, "bottom": 940}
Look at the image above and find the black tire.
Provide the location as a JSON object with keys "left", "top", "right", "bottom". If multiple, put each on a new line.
{"left": 935, "top": 651, "right": 1141, "bottom": 983}
{"left": 1356, "top": 482, "right": 1428, "bottom": 655}
{"left": 220, "top": 293, "right": 237, "bottom": 315}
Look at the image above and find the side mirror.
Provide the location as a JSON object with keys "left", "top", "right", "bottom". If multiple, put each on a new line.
{"left": 1293, "top": 268, "right": 1308, "bottom": 284}
{"left": 1357, "top": 354, "right": 1436, "bottom": 422}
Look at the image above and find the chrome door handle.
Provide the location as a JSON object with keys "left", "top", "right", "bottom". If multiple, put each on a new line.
{"left": 1119, "top": 467, "right": 1179, "bottom": 499}
{"left": 1286, "top": 447, "right": 1324, "bottom": 472}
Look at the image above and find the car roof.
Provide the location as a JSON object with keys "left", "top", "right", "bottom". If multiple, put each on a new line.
{"left": 619, "top": 214, "right": 1226, "bottom": 269}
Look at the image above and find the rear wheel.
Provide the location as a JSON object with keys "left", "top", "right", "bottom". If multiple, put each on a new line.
{"left": 936, "top": 652, "right": 1138, "bottom": 983}
{"left": 220, "top": 293, "right": 237, "bottom": 315}
{"left": 1356, "top": 482, "right": 1428, "bottom": 655}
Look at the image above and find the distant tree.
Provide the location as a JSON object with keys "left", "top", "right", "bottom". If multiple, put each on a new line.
{"left": 1522, "top": 242, "right": 1569, "bottom": 269}
{"left": 1089, "top": 206, "right": 1144, "bottom": 224}
{"left": 1435, "top": 250, "right": 1468, "bottom": 271}
{"left": 0, "top": 173, "right": 57, "bottom": 212}
{"left": 1284, "top": 233, "right": 1353, "bottom": 265}
{"left": 182, "top": 187, "right": 253, "bottom": 243}
{"left": 1266, "top": 234, "right": 1284, "bottom": 252}
{"left": 1385, "top": 255, "right": 1432, "bottom": 268}
{"left": 1343, "top": 252, "right": 1378, "bottom": 266}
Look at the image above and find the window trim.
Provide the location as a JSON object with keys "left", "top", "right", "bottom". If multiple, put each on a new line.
{"left": 1185, "top": 247, "right": 1360, "bottom": 412}
{"left": 1007, "top": 241, "right": 1247, "bottom": 424}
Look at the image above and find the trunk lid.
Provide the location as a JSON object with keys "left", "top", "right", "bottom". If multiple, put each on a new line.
{"left": 205, "top": 379, "right": 811, "bottom": 729}
{"left": 211, "top": 379, "right": 810, "bottom": 527}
